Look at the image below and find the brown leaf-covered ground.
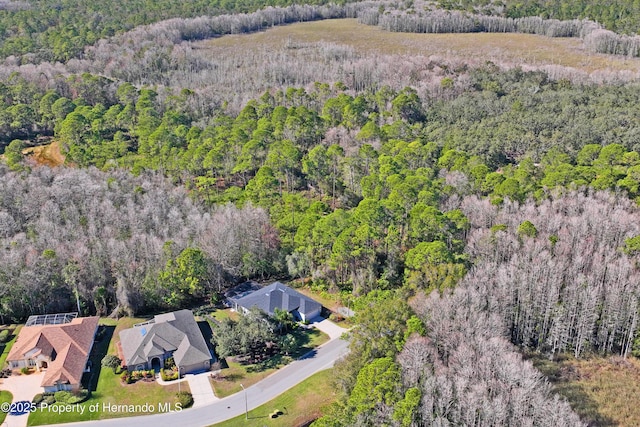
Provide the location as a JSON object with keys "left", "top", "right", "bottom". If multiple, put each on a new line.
{"left": 530, "top": 353, "right": 640, "bottom": 427}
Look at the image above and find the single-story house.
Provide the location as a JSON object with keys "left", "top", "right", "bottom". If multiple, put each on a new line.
{"left": 118, "top": 309, "right": 211, "bottom": 375}
{"left": 227, "top": 282, "right": 322, "bottom": 322}
{"left": 6, "top": 313, "right": 99, "bottom": 392}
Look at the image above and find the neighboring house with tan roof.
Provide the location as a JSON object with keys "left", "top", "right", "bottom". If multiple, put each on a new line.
{"left": 5, "top": 314, "right": 99, "bottom": 392}
{"left": 118, "top": 309, "right": 212, "bottom": 375}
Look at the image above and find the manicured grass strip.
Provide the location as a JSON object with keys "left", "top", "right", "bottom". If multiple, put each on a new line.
{"left": 0, "top": 390, "right": 13, "bottom": 424}
{"left": 209, "top": 369, "right": 336, "bottom": 427}
{"left": 0, "top": 325, "right": 22, "bottom": 369}
{"left": 211, "top": 361, "right": 276, "bottom": 398}
{"left": 210, "top": 309, "right": 239, "bottom": 323}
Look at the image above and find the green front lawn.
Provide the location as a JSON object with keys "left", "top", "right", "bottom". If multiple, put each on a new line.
{"left": 28, "top": 317, "right": 189, "bottom": 426}
{"left": 211, "top": 360, "right": 277, "bottom": 398}
{"left": 210, "top": 309, "right": 240, "bottom": 323}
{"left": 210, "top": 369, "right": 336, "bottom": 427}
{"left": 211, "top": 328, "right": 329, "bottom": 398}
{"left": 289, "top": 327, "right": 330, "bottom": 357}
{"left": 0, "top": 390, "right": 12, "bottom": 424}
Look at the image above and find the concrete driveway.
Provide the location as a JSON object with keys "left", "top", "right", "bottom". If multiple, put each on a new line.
{"left": 309, "top": 316, "right": 348, "bottom": 339}
{"left": 0, "top": 370, "right": 44, "bottom": 427}
{"left": 183, "top": 372, "right": 217, "bottom": 407}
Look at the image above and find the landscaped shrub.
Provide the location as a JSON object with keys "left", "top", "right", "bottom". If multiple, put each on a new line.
{"left": 164, "top": 357, "right": 176, "bottom": 370}
{"left": 32, "top": 394, "right": 44, "bottom": 405}
{"left": 328, "top": 313, "right": 344, "bottom": 322}
{"left": 20, "top": 367, "right": 29, "bottom": 374}
{"left": 101, "top": 354, "right": 121, "bottom": 373}
{"left": 70, "top": 389, "right": 89, "bottom": 403}
{"left": 193, "top": 304, "right": 217, "bottom": 316}
{"left": 43, "top": 395, "right": 56, "bottom": 405}
{"left": 0, "top": 329, "right": 10, "bottom": 343}
{"left": 120, "top": 370, "right": 132, "bottom": 384}
{"left": 161, "top": 368, "right": 179, "bottom": 381}
{"left": 175, "top": 391, "right": 193, "bottom": 409}
{"left": 54, "top": 391, "right": 73, "bottom": 403}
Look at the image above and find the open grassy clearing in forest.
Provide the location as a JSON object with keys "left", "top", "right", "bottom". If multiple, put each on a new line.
{"left": 530, "top": 354, "right": 640, "bottom": 426}
{"left": 22, "top": 140, "right": 65, "bottom": 167}
{"left": 200, "top": 19, "right": 640, "bottom": 75}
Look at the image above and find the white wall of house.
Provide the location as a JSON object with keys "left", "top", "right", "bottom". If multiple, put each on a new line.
{"left": 9, "top": 360, "right": 26, "bottom": 369}
{"left": 178, "top": 360, "right": 210, "bottom": 375}
{"left": 44, "top": 383, "right": 74, "bottom": 393}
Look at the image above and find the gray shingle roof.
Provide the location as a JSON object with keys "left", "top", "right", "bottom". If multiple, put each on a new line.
{"left": 232, "top": 282, "right": 321, "bottom": 318}
{"left": 119, "top": 309, "right": 210, "bottom": 368}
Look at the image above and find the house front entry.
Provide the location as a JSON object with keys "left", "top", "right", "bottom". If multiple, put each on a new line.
{"left": 151, "top": 357, "right": 162, "bottom": 372}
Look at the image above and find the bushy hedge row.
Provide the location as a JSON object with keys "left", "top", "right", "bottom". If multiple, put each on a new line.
{"left": 32, "top": 390, "right": 89, "bottom": 406}
{"left": 161, "top": 368, "right": 179, "bottom": 382}
{"left": 120, "top": 369, "right": 155, "bottom": 384}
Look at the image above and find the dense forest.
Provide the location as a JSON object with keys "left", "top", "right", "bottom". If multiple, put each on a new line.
{"left": 0, "top": 166, "right": 278, "bottom": 321}
{"left": 436, "top": 0, "right": 640, "bottom": 35}
{"left": 0, "top": 0, "right": 357, "bottom": 62}
{"left": 4, "top": 0, "right": 640, "bottom": 425}
{"left": 358, "top": 3, "right": 640, "bottom": 58}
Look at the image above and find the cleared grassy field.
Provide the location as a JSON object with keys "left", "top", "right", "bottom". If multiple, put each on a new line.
{"left": 201, "top": 18, "right": 640, "bottom": 74}
{"left": 23, "top": 140, "right": 65, "bottom": 167}
{"left": 530, "top": 354, "right": 640, "bottom": 426}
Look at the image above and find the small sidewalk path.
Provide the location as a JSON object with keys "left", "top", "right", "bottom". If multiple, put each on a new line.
{"left": 0, "top": 371, "right": 46, "bottom": 427}
{"left": 309, "top": 316, "right": 349, "bottom": 339}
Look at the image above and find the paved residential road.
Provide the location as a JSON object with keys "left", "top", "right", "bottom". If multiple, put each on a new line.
{"left": 38, "top": 337, "right": 349, "bottom": 427}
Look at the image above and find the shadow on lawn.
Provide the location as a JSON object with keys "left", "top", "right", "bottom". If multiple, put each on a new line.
{"left": 244, "top": 329, "right": 318, "bottom": 373}
{"left": 248, "top": 408, "right": 288, "bottom": 421}
{"left": 218, "top": 372, "right": 244, "bottom": 382}
{"left": 82, "top": 325, "right": 115, "bottom": 393}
